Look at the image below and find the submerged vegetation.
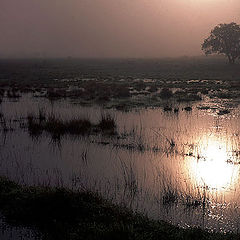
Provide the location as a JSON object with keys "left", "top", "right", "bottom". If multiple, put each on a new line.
{"left": 0, "top": 176, "right": 238, "bottom": 240}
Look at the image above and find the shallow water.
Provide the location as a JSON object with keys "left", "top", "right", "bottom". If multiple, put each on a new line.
{"left": 2, "top": 94, "right": 240, "bottom": 232}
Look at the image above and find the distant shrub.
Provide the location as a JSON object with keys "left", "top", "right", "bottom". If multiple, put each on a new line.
{"left": 148, "top": 85, "right": 158, "bottom": 93}
{"left": 113, "top": 86, "right": 130, "bottom": 98}
{"left": 176, "top": 93, "right": 202, "bottom": 102}
{"left": 159, "top": 88, "right": 173, "bottom": 99}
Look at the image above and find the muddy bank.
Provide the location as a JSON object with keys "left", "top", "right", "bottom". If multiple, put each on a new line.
{"left": 0, "top": 176, "right": 237, "bottom": 240}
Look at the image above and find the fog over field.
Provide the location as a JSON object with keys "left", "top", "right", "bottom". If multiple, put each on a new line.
{"left": 1, "top": 0, "right": 240, "bottom": 58}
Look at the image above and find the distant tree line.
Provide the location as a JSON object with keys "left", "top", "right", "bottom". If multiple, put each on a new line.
{"left": 202, "top": 22, "right": 240, "bottom": 64}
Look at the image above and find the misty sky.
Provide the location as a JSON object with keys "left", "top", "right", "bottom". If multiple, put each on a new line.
{"left": 0, "top": 0, "right": 240, "bottom": 58}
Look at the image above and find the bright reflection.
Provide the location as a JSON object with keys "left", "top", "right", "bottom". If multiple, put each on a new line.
{"left": 189, "top": 138, "right": 239, "bottom": 190}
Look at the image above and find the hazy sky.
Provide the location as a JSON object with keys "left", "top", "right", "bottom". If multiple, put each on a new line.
{"left": 0, "top": 0, "right": 239, "bottom": 58}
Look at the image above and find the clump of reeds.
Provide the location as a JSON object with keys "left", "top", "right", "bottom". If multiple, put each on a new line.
{"left": 0, "top": 113, "right": 13, "bottom": 132}
{"left": 38, "top": 108, "right": 46, "bottom": 122}
{"left": 27, "top": 113, "right": 43, "bottom": 137}
{"left": 28, "top": 115, "right": 92, "bottom": 136}
{"left": 162, "top": 187, "right": 179, "bottom": 205}
{"left": 97, "top": 114, "right": 116, "bottom": 134}
{"left": 63, "top": 118, "right": 92, "bottom": 135}
{"left": 27, "top": 112, "right": 117, "bottom": 138}
{"left": 7, "top": 89, "right": 21, "bottom": 98}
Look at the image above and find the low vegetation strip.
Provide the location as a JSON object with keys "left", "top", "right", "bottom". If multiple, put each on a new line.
{"left": 27, "top": 113, "right": 117, "bottom": 138}
{"left": 0, "top": 176, "right": 238, "bottom": 240}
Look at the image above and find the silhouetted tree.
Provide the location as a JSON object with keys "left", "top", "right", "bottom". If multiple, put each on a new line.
{"left": 202, "top": 22, "right": 240, "bottom": 64}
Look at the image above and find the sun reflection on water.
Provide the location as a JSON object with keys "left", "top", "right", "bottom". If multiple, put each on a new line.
{"left": 188, "top": 137, "right": 239, "bottom": 191}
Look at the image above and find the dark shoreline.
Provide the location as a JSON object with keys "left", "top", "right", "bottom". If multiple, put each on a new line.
{"left": 0, "top": 176, "right": 238, "bottom": 240}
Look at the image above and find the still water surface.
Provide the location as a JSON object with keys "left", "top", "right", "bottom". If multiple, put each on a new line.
{"left": 1, "top": 94, "right": 240, "bottom": 232}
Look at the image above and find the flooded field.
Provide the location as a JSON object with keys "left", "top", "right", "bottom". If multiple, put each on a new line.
{"left": 1, "top": 80, "right": 240, "bottom": 233}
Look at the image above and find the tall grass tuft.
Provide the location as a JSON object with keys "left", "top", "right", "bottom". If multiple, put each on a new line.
{"left": 97, "top": 114, "right": 116, "bottom": 134}
{"left": 27, "top": 113, "right": 117, "bottom": 138}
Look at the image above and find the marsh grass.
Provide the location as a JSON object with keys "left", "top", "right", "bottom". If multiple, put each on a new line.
{"left": 1, "top": 58, "right": 240, "bottom": 110}
{"left": 38, "top": 108, "right": 46, "bottom": 122}
{"left": 113, "top": 129, "right": 146, "bottom": 152}
{"left": 120, "top": 159, "right": 139, "bottom": 198}
{"left": 1, "top": 58, "right": 240, "bottom": 237}
{"left": 159, "top": 175, "right": 211, "bottom": 211}
{"left": 0, "top": 115, "right": 14, "bottom": 132}
{"left": 218, "top": 109, "right": 231, "bottom": 115}
{"left": 162, "top": 186, "right": 180, "bottom": 205}
{"left": 26, "top": 110, "right": 159, "bottom": 153}
{"left": 113, "top": 142, "right": 146, "bottom": 152}
{"left": 111, "top": 123, "right": 148, "bottom": 152}
{"left": 27, "top": 113, "right": 43, "bottom": 137}
{"left": 27, "top": 112, "right": 117, "bottom": 138}
{"left": 0, "top": 176, "right": 238, "bottom": 240}
{"left": 97, "top": 114, "right": 117, "bottom": 134}
{"left": 151, "top": 128, "right": 176, "bottom": 150}
{"left": 7, "top": 89, "right": 21, "bottom": 99}
{"left": 175, "top": 91, "right": 202, "bottom": 102}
